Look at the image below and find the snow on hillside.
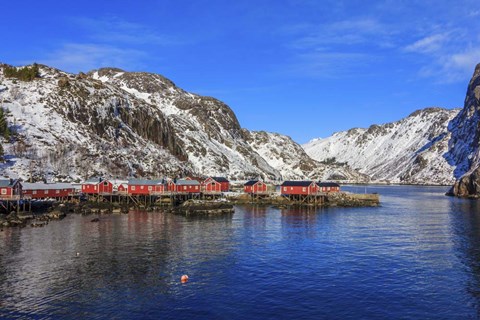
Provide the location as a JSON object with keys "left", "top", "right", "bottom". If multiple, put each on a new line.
{"left": 303, "top": 108, "right": 460, "bottom": 185}
{"left": 245, "top": 130, "right": 370, "bottom": 182}
{"left": 0, "top": 63, "right": 367, "bottom": 182}
{"left": 0, "top": 64, "right": 188, "bottom": 181}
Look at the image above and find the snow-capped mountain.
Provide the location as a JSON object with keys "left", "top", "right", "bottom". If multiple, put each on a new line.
{"left": 303, "top": 107, "right": 460, "bottom": 185}
{"left": 244, "top": 130, "right": 369, "bottom": 181}
{"left": 0, "top": 63, "right": 365, "bottom": 182}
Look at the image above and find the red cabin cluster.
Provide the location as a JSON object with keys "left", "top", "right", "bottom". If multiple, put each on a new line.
{"left": 204, "top": 177, "right": 230, "bottom": 192}
{"left": 244, "top": 180, "right": 268, "bottom": 194}
{"left": 0, "top": 179, "right": 22, "bottom": 199}
{"left": 280, "top": 181, "right": 340, "bottom": 196}
{"left": 168, "top": 179, "right": 201, "bottom": 193}
{"left": 0, "top": 175, "right": 341, "bottom": 203}
{"left": 81, "top": 177, "right": 113, "bottom": 194}
{"left": 23, "top": 182, "right": 76, "bottom": 199}
{"left": 128, "top": 179, "right": 165, "bottom": 195}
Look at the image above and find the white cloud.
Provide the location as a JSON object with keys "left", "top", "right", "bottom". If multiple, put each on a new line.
{"left": 404, "top": 34, "right": 449, "bottom": 54}
{"left": 403, "top": 27, "right": 480, "bottom": 83}
{"left": 34, "top": 16, "right": 187, "bottom": 73}
{"left": 291, "top": 18, "right": 393, "bottom": 49}
{"left": 73, "top": 16, "right": 185, "bottom": 46}
{"left": 441, "top": 47, "right": 480, "bottom": 80}
{"left": 284, "top": 18, "right": 392, "bottom": 77}
{"left": 288, "top": 51, "right": 372, "bottom": 78}
{"left": 38, "top": 43, "right": 148, "bottom": 73}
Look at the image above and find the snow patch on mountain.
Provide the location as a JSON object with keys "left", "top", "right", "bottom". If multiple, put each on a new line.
{"left": 303, "top": 108, "right": 460, "bottom": 185}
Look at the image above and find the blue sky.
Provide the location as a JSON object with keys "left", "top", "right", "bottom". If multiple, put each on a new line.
{"left": 3, "top": 1, "right": 480, "bottom": 143}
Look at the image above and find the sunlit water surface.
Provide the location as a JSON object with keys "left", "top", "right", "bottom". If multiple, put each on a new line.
{"left": 1, "top": 186, "right": 480, "bottom": 319}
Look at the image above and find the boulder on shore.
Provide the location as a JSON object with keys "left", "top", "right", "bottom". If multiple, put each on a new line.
{"left": 448, "top": 167, "right": 480, "bottom": 198}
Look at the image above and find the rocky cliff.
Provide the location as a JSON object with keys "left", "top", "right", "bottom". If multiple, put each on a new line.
{"left": 448, "top": 64, "right": 480, "bottom": 196}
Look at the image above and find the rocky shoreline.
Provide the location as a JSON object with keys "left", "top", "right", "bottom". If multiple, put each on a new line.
{"left": 0, "top": 192, "right": 379, "bottom": 229}
{"left": 167, "top": 200, "right": 235, "bottom": 217}
{"left": 228, "top": 192, "right": 380, "bottom": 207}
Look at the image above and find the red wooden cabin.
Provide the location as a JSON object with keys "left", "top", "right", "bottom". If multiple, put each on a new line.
{"left": 316, "top": 182, "right": 340, "bottom": 193}
{"left": 128, "top": 179, "right": 166, "bottom": 195}
{"left": 0, "top": 179, "right": 22, "bottom": 199}
{"left": 244, "top": 180, "right": 268, "bottom": 194}
{"left": 23, "top": 182, "right": 75, "bottom": 199}
{"left": 203, "top": 177, "right": 230, "bottom": 192}
{"left": 280, "top": 181, "right": 318, "bottom": 196}
{"left": 81, "top": 177, "right": 113, "bottom": 194}
{"left": 168, "top": 179, "right": 201, "bottom": 193}
{"left": 117, "top": 184, "right": 127, "bottom": 193}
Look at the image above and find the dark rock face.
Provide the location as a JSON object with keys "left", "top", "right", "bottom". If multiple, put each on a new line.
{"left": 449, "top": 64, "right": 480, "bottom": 197}
{"left": 450, "top": 167, "right": 480, "bottom": 197}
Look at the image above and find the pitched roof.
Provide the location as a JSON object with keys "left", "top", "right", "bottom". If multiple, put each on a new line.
{"left": 175, "top": 179, "right": 200, "bottom": 186}
{"left": 84, "top": 177, "right": 104, "bottom": 184}
{"left": 110, "top": 179, "right": 129, "bottom": 187}
{"left": 317, "top": 182, "right": 340, "bottom": 187}
{"left": 281, "top": 181, "right": 315, "bottom": 187}
{"left": 244, "top": 180, "right": 259, "bottom": 186}
{"left": 22, "top": 183, "right": 74, "bottom": 190}
{"left": 0, "top": 179, "right": 17, "bottom": 188}
{"left": 128, "top": 179, "right": 164, "bottom": 186}
{"left": 210, "top": 177, "right": 229, "bottom": 183}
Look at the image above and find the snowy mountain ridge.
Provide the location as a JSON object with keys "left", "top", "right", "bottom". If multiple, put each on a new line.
{"left": 0, "top": 63, "right": 365, "bottom": 182}
{"left": 303, "top": 107, "right": 461, "bottom": 185}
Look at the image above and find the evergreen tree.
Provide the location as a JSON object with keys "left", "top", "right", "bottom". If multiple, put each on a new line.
{"left": 0, "top": 108, "right": 9, "bottom": 140}
{"left": 3, "top": 64, "right": 39, "bottom": 81}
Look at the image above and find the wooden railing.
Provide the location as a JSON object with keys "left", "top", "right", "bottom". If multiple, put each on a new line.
{"left": 0, "top": 195, "right": 22, "bottom": 200}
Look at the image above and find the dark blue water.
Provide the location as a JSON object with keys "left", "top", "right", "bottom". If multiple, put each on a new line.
{"left": 1, "top": 186, "right": 480, "bottom": 319}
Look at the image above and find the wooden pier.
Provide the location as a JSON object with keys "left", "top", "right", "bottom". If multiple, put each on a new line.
{"left": 81, "top": 191, "right": 226, "bottom": 208}
{"left": 0, "top": 195, "right": 32, "bottom": 214}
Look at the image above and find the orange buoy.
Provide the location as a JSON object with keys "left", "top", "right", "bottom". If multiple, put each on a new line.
{"left": 181, "top": 275, "right": 189, "bottom": 283}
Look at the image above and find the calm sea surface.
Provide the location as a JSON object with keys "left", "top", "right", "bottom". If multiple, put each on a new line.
{"left": 1, "top": 186, "right": 480, "bottom": 319}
